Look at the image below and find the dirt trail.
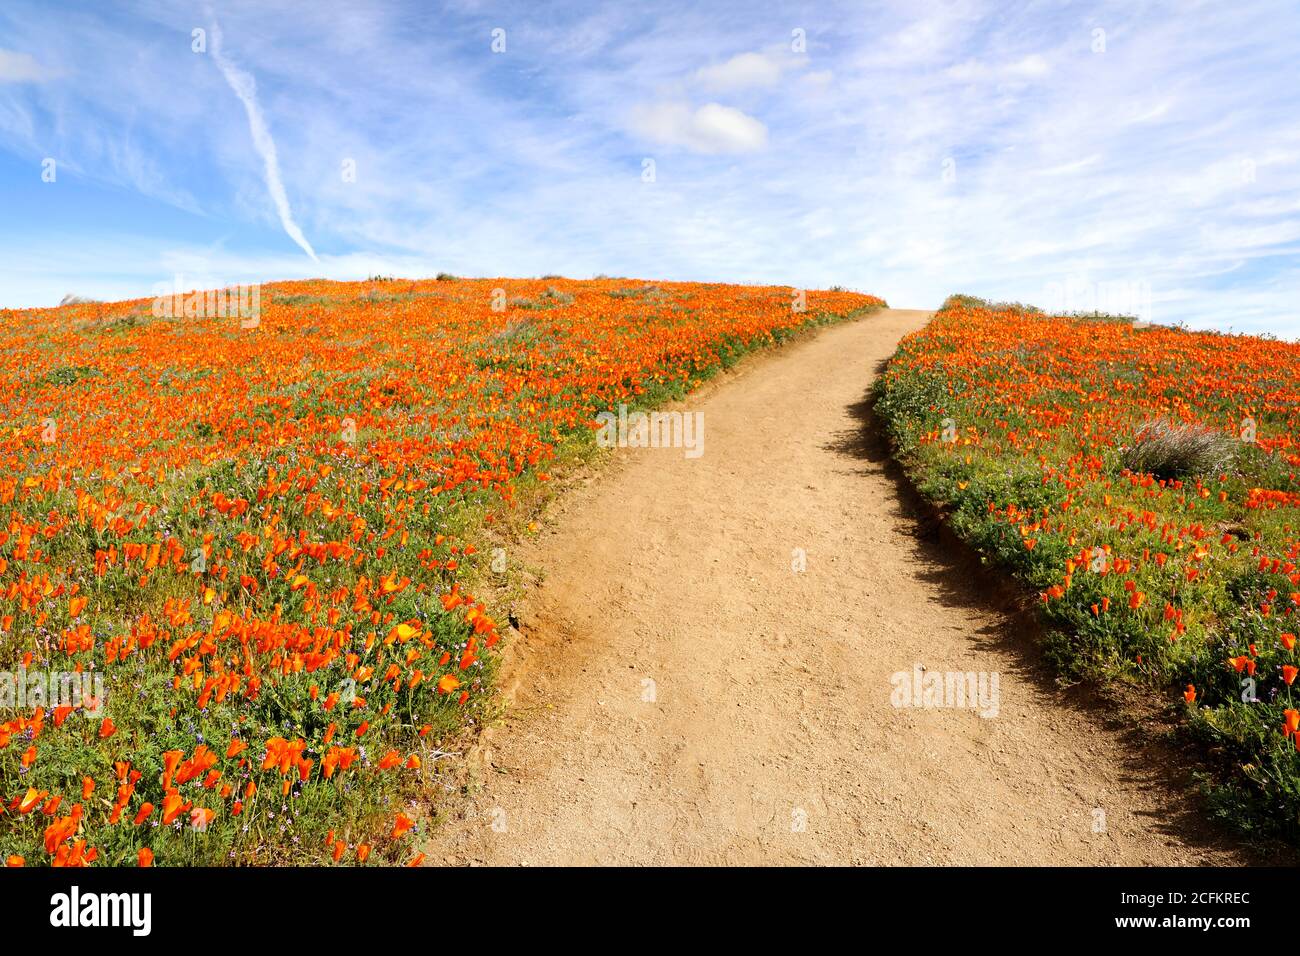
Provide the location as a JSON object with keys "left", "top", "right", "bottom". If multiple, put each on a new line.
{"left": 425, "top": 309, "right": 1256, "bottom": 866}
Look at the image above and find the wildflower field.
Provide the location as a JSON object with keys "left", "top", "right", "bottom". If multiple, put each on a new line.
{"left": 878, "top": 295, "right": 1300, "bottom": 836}
{"left": 0, "top": 276, "right": 884, "bottom": 866}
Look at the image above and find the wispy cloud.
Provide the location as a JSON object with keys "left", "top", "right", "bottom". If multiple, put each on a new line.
{"left": 207, "top": 15, "right": 317, "bottom": 262}
{"left": 0, "top": 48, "right": 54, "bottom": 83}
{"left": 0, "top": 0, "right": 1295, "bottom": 336}
{"left": 693, "top": 50, "right": 800, "bottom": 92}
{"left": 630, "top": 101, "right": 767, "bottom": 154}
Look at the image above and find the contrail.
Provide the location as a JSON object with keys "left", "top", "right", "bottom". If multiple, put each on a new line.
{"left": 208, "top": 16, "right": 318, "bottom": 262}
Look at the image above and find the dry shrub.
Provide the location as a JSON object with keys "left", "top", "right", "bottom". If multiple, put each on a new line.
{"left": 1122, "top": 418, "right": 1234, "bottom": 479}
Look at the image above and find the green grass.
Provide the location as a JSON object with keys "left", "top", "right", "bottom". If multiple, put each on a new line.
{"left": 876, "top": 294, "right": 1300, "bottom": 844}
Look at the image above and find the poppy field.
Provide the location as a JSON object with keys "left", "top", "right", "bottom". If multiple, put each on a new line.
{"left": 878, "top": 295, "right": 1300, "bottom": 836}
{"left": 0, "top": 276, "right": 884, "bottom": 866}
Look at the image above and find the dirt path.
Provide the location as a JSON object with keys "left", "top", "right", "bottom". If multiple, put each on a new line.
{"left": 425, "top": 309, "right": 1257, "bottom": 866}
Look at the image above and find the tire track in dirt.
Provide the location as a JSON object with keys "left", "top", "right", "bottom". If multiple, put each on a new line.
{"left": 423, "top": 309, "right": 1261, "bottom": 866}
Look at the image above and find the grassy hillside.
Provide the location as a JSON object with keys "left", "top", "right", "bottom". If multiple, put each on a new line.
{"left": 0, "top": 276, "right": 884, "bottom": 866}
{"left": 877, "top": 295, "right": 1300, "bottom": 838}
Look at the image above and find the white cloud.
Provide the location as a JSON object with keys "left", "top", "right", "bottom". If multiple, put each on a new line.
{"left": 1009, "top": 53, "right": 1050, "bottom": 77}
{"left": 1039, "top": 155, "right": 1102, "bottom": 176}
{"left": 947, "top": 53, "right": 1051, "bottom": 83}
{"left": 631, "top": 101, "right": 767, "bottom": 154}
{"left": 0, "top": 49, "right": 53, "bottom": 82}
{"left": 694, "top": 51, "right": 785, "bottom": 92}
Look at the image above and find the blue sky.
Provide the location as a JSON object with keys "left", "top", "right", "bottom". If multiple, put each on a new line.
{"left": 1, "top": 0, "right": 1298, "bottom": 334}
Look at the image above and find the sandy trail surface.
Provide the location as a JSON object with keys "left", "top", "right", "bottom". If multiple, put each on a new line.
{"left": 423, "top": 309, "right": 1257, "bottom": 866}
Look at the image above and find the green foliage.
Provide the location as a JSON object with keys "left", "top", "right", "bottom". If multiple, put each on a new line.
{"left": 877, "top": 295, "right": 1300, "bottom": 841}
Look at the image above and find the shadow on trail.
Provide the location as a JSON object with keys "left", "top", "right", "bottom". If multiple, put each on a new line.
{"left": 823, "top": 357, "right": 1293, "bottom": 865}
